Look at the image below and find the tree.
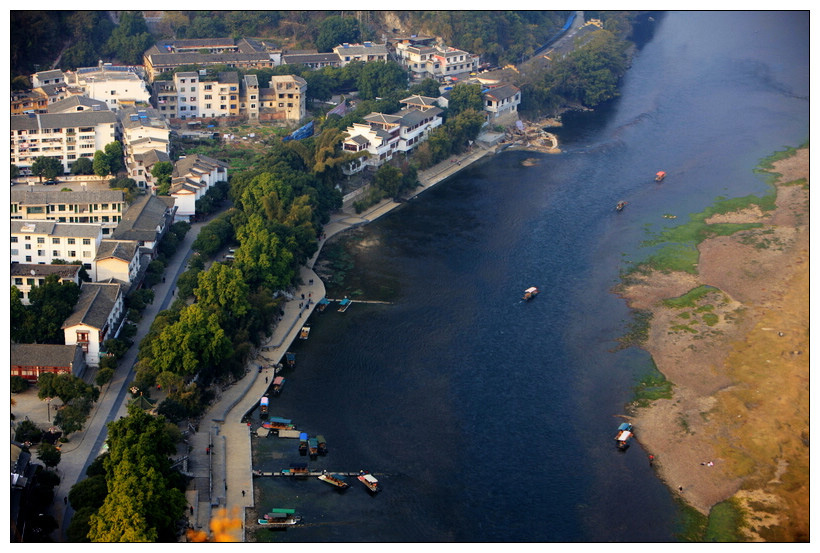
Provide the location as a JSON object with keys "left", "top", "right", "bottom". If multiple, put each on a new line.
{"left": 316, "top": 15, "right": 360, "bottom": 52}
{"left": 11, "top": 274, "right": 81, "bottom": 344}
{"left": 104, "top": 141, "right": 125, "bottom": 174}
{"left": 409, "top": 78, "right": 443, "bottom": 98}
{"left": 448, "top": 83, "right": 484, "bottom": 115}
{"left": 151, "top": 161, "right": 173, "bottom": 195}
{"left": 31, "top": 156, "right": 64, "bottom": 181}
{"left": 103, "top": 11, "right": 154, "bottom": 65}
{"left": 374, "top": 164, "right": 403, "bottom": 199}
{"left": 194, "top": 263, "right": 251, "bottom": 321}
{"left": 87, "top": 404, "right": 187, "bottom": 542}
{"left": 37, "top": 372, "right": 98, "bottom": 405}
{"left": 70, "top": 157, "right": 94, "bottom": 175}
{"left": 37, "top": 443, "right": 62, "bottom": 468}
{"left": 54, "top": 397, "right": 94, "bottom": 436}
{"left": 93, "top": 150, "right": 111, "bottom": 177}
{"left": 357, "top": 61, "right": 408, "bottom": 101}
{"left": 15, "top": 419, "right": 43, "bottom": 443}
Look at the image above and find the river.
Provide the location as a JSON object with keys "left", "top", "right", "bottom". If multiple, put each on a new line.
{"left": 251, "top": 11, "right": 809, "bottom": 542}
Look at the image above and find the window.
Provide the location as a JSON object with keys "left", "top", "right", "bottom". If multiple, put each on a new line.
{"left": 82, "top": 251, "right": 91, "bottom": 258}
{"left": 82, "top": 238, "right": 91, "bottom": 245}
{"left": 25, "top": 243, "right": 32, "bottom": 250}
{"left": 11, "top": 236, "right": 17, "bottom": 243}
{"left": 67, "top": 238, "right": 75, "bottom": 245}
{"left": 68, "top": 250, "right": 76, "bottom": 257}
{"left": 27, "top": 278, "right": 35, "bottom": 286}
{"left": 37, "top": 237, "right": 45, "bottom": 244}
{"left": 14, "top": 278, "right": 22, "bottom": 285}
{"left": 52, "top": 250, "right": 59, "bottom": 257}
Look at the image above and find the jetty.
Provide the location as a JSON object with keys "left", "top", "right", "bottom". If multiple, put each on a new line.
{"left": 255, "top": 470, "right": 369, "bottom": 478}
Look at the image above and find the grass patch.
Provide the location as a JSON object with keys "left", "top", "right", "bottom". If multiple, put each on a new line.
{"left": 663, "top": 285, "right": 719, "bottom": 309}
{"left": 702, "top": 313, "right": 719, "bottom": 326}
{"left": 630, "top": 358, "right": 674, "bottom": 408}
{"left": 704, "top": 499, "right": 747, "bottom": 542}
{"left": 614, "top": 309, "right": 652, "bottom": 350}
{"left": 674, "top": 501, "right": 710, "bottom": 542}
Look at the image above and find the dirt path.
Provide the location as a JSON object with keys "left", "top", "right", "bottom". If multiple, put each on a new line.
{"left": 617, "top": 148, "right": 809, "bottom": 541}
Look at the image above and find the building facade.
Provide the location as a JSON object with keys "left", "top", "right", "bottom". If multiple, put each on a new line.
{"left": 11, "top": 220, "right": 104, "bottom": 269}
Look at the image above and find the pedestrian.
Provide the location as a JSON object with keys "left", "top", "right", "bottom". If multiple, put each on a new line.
{"left": 679, "top": 486, "right": 684, "bottom": 492}
{"left": 648, "top": 454, "right": 655, "bottom": 466}
{"left": 190, "top": 505, "right": 194, "bottom": 515}
{"left": 242, "top": 490, "right": 246, "bottom": 497}
{"left": 64, "top": 496, "right": 68, "bottom": 505}
{"left": 265, "top": 377, "right": 268, "bottom": 383}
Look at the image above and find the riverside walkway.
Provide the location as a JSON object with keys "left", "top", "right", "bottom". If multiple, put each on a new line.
{"left": 186, "top": 141, "right": 497, "bottom": 539}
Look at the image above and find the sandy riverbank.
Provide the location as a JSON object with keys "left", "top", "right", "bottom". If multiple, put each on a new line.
{"left": 617, "top": 147, "right": 809, "bottom": 541}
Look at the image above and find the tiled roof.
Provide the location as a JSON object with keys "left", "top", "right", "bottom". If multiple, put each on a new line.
{"left": 11, "top": 343, "right": 81, "bottom": 368}
{"left": 11, "top": 189, "right": 124, "bottom": 205}
{"left": 47, "top": 95, "right": 109, "bottom": 113}
{"left": 10, "top": 263, "right": 81, "bottom": 279}
{"left": 95, "top": 240, "right": 138, "bottom": 262}
{"left": 111, "top": 194, "right": 174, "bottom": 242}
{"left": 10, "top": 110, "right": 117, "bottom": 131}
{"left": 62, "top": 282, "right": 121, "bottom": 330}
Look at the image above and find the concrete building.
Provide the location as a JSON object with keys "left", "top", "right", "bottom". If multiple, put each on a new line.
{"left": 119, "top": 106, "right": 171, "bottom": 187}
{"left": 483, "top": 83, "right": 522, "bottom": 123}
{"left": 62, "top": 281, "right": 124, "bottom": 366}
{"left": 169, "top": 154, "right": 229, "bottom": 220}
{"left": 94, "top": 239, "right": 141, "bottom": 284}
{"left": 143, "top": 37, "right": 280, "bottom": 82}
{"left": 333, "top": 42, "right": 389, "bottom": 66}
{"left": 63, "top": 64, "right": 151, "bottom": 111}
{"left": 11, "top": 220, "right": 104, "bottom": 269}
{"left": 10, "top": 110, "right": 119, "bottom": 174}
{"left": 10, "top": 188, "right": 125, "bottom": 235}
{"left": 10, "top": 263, "right": 82, "bottom": 305}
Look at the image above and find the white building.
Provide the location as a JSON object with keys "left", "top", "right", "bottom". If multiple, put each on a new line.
{"left": 119, "top": 107, "right": 171, "bottom": 187}
{"left": 483, "top": 83, "right": 522, "bottom": 122}
{"left": 169, "top": 154, "right": 229, "bottom": 220}
{"left": 11, "top": 263, "right": 82, "bottom": 305}
{"left": 11, "top": 220, "right": 103, "bottom": 269}
{"left": 333, "top": 42, "right": 389, "bottom": 66}
{"left": 63, "top": 64, "right": 151, "bottom": 111}
{"left": 94, "top": 239, "right": 141, "bottom": 284}
{"left": 62, "top": 281, "right": 124, "bottom": 366}
{"left": 396, "top": 43, "right": 479, "bottom": 79}
{"left": 10, "top": 188, "right": 125, "bottom": 235}
{"left": 10, "top": 110, "right": 119, "bottom": 174}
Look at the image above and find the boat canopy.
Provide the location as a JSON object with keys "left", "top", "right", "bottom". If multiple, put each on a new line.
{"left": 362, "top": 474, "right": 378, "bottom": 484}
{"left": 299, "top": 432, "right": 308, "bottom": 440}
{"left": 616, "top": 431, "right": 633, "bottom": 441}
{"left": 273, "top": 376, "right": 285, "bottom": 385}
{"left": 268, "top": 416, "right": 291, "bottom": 424}
{"left": 270, "top": 508, "right": 296, "bottom": 514}
{"left": 260, "top": 396, "right": 269, "bottom": 406}
{"left": 618, "top": 422, "right": 632, "bottom": 431}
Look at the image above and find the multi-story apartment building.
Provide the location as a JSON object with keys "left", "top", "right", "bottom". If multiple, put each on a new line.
{"left": 118, "top": 107, "right": 170, "bottom": 186}
{"left": 10, "top": 188, "right": 125, "bottom": 235}
{"left": 332, "top": 42, "right": 389, "bottom": 66}
{"left": 10, "top": 110, "right": 118, "bottom": 174}
{"left": 11, "top": 263, "right": 82, "bottom": 305}
{"left": 11, "top": 220, "right": 104, "bottom": 269}
{"left": 261, "top": 75, "right": 308, "bottom": 123}
{"left": 63, "top": 64, "right": 151, "bottom": 111}
{"left": 281, "top": 51, "right": 342, "bottom": 69}
{"left": 143, "top": 37, "right": 280, "bottom": 82}
{"left": 11, "top": 89, "right": 49, "bottom": 115}
{"left": 396, "top": 42, "right": 480, "bottom": 80}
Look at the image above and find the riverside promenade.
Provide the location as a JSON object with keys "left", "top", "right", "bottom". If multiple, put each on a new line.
{"left": 185, "top": 141, "right": 497, "bottom": 540}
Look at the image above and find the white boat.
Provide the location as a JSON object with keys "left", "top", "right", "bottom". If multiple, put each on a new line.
{"left": 523, "top": 287, "right": 539, "bottom": 301}
{"left": 299, "top": 326, "right": 310, "bottom": 339}
{"left": 318, "top": 471, "right": 349, "bottom": 489}
{"left": 357, "top": 471, "right": 380, "bottom": 493}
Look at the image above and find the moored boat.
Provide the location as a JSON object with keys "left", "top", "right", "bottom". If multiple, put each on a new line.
{"left": 655, "top": 170, "right": 666, "bottom": 182}
{"left": 272, "top": 376, "right": 285, "bottom": 396}
{"left": 299, "top": 325, "right": 310, "bottom": 339}
{"left": 262, "top": 416, "right": 294, "bottom": 431}
{"left": 259, "top": 395, "right": 269, "bottom": 418}
{"left": 318, "top": 471, "right": 349, "bottom": 489}
{"left": 260, "top": 508, "right": 301, "bottom": 527}
{"left": 357, "top": 470, "right": 380, "bottom": 493}
{"left": 316, "top": 435, "right": 328, "bottom": 456}
{"left": 615, "top": 422, "right": 634, "bottom": 450}
{"left": 281, "top": 462, "right": 309, "bottom": 476}
{"left": 285, "top": 352, "right": 295, "bottom": 367}
{"left": 317, "top": 297, "right": 331, "bottom": 312}
{"left": 338, "top": 297, "right": 352, "bottom": 312}
{"left": 616, "top": 200, "right": 628, "bottom": 212}
{"left": 308, "top": 437, "right": 319, "bottom": 459}
{"left": 299, "top": 432, "right": 308, "bottom": 455}
{"left": 523, "top": 286, "right": 539, "bottom": 301}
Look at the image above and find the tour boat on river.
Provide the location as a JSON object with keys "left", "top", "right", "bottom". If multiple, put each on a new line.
{"left": 318, "top": 471, "right": 350, "bottom": 489}
{"left": 655, "top": 170, "right": 666, "bottom": 182}
{"left": 259, "top": 508, "right": 301, "bottom": 527}
{"left": 523, "top": 287, "right": 539, "bottom": 301}
{"left": 615, "top": 422, "right": 634, "bottom": 450}
{"left": 615, "top": 201, "right": 628, "bottom": 212}
{"left": 272, "top": 376, "right": 285, "bottom": 396}
{"left": 357, "top": 471, "right": 380, "bottom": 493}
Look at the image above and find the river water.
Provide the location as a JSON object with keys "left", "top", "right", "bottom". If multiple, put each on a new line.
{"left": 251, "top": 11, "right": 809, "bottom": 542}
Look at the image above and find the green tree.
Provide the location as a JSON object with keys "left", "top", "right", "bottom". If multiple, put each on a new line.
{"left": 234, "top": 214, "right": 295, "bottom": 291}
{"left": 103, "top": 11, "right": 154, "bottom": 65}
{"left": 31, "top": 156, "right": 64, "bottom": 181}
{"left": 15, "top": 419, "right": 43, "bottom": 443}
{"left": 357, "top": 61, "right": 408, "bottom": 101}
{"left": 11, "top": 274, "right": 81, "bottom": 344}
{"left": 37, "top": 443, "right": 62, "bottom": 468}
{"left": 70, "top": 157, "right": 94, "bottom": 175}
{"left": 87, "top": 404, "right": 186, "bottom": 542}
{"left": 104, "top": 141, "right": 125, "bottom": 174}
{"left": 151, "top": 161, "right": 173, "bottom": 195}
{"left": 374, "top": 164, "right": 403, "bottom": 199}
{"left": 54, "top": 397, "right": 94, "bottom": 436}
{"left": 37, "top": 372, "right": 99, "bottom": 405}
{"left": 316, "top": 15, "right": 360, "bottom": 52}
{"left": 93, "top": 150, "right": 111, "bottom": 177}
{"left": 194, "top": 263, "right": 251, "bottom": 321}
{"left": 447, "top": 83, "right": 484, "bottom": 115}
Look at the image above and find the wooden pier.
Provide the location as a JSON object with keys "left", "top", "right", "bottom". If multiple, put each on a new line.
{"left": 254, "top": 470, "right": 366, "bottom": 478}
